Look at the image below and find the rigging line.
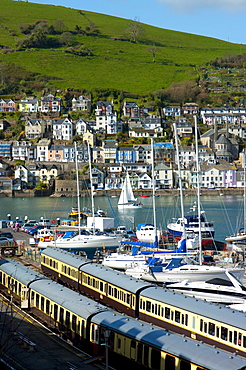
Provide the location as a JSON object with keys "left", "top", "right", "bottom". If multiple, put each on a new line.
{"left": 219, "top": 194, "right": 235, "bottom": 236}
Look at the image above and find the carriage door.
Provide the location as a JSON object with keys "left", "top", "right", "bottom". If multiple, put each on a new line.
{"left": 21, "top": 287, "right": 29, "bottom": 309}
{"left": 130, "top": 339, "right": 136, "bottom": 360}
{"left": 91, "top": 324, "right": 100, "bottom": 354}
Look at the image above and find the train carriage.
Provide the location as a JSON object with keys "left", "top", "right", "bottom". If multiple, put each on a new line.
{"left": 41, "top": 248, "right": 152, "bottom": 317}
{"left": 41, "top": 247, "right": 89, "bottom": 289}
{"left": 91, "top": 310, "right": 246, "bottom": 370}
{"left": 139, "top": 286, "right": 246, "bottom": 357}
{"left": 0, "top": 258, "right": 48, "bottom": 307}
{"left": 29, "top": 279, "right": 108, "bottom": 347}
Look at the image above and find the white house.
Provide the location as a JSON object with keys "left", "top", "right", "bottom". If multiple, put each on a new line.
{"left": 52, "top": 118, "right": 73, "bottom": 141}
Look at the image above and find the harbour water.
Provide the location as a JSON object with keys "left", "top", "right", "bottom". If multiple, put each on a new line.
{"left": 0, "top": 193, "right": 245, "bottom": 243}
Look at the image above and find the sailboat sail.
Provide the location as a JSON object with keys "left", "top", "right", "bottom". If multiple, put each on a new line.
{"left": 118, "top": 173, "right": 139, "bottom": 208}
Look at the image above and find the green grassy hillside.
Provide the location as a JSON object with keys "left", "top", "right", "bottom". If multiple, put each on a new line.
{"left": 1, "top": 0, "right": 246, "bottom": 95}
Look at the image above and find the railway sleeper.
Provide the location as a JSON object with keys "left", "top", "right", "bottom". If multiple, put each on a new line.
{"left": 15, "top": 331, "right": 36, "bottom": 352}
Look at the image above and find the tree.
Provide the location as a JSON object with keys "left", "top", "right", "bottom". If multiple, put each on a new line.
{"left": 125, "top": 20, "right": 145, "bottom": 42}
{"left": 59, "top": 32, "right": 76, "bottom": 46}
{"left": 51, "top": 19, "right": 67, "bottom": 34}
{"left": 147, "top": 46, "right": 158, "bottom": 63}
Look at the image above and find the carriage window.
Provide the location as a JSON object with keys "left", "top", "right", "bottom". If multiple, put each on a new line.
{"left": 144, "top": 345, "right": 149, "bottom": 366}
{"left": 60, "top": 307, "right": 64, "bottom": 324}
{"left": 151, "top": 348, "right": 161, "bottom": 370}
{"left": 54, "top": 304, "right": 58, "bottom": 320}
{"left": 161, "top": 307, "right": 164, "bottom": 317}
{"left": 46, "top": 300, "right": 50, "bottom": 314}
{"left": 146, "top": 301, "right": 151, "bottom": 312}
{"left": 216, "top": 326, "right": 220, "bottom": 338}
{"left": 36, "top": 293, "right": 39, "bottom": 307}
{"left": 229, "top": 331, "right": 233, "bottom": 343}
{"left": 100, "top": 282, "right": 104, "bottom": 292}
{"left": 108, "top": 285, "right": 111, "bottom": 295}
{"left": 66, "top": 311, "right": 70, "bottom": 328}
{"left": 192, "top": 316, "right": 196, "bottom": 329}
{"left": 175, "top": 310, "right": 180, "bottom": 323}
{"left": 41, "top": 296, "right": 44, "bottom": 311}
{"left": 165, "top": 307, "right": 170, "bottom": 319}
{"left": 114, "top": 288, "right": 117, "bottom": 298}
{"left": 131, "top": 340, "right": 136, "bottom": 349}
{"left": 72, "top": 315, "right": 76, "bottom": 331}
{"left": 31, "top": 291, "right": 35, "bottom": 303}
{"left": 81, "top": 320, "right": 84, "bottom": 337}
{"left": 53, "top": 261, "right": 56, "bottom": 268}
{"left": 209, "top": 323, "right": 215, "bottom": 336}
{"left": 137, "top": 343, "right": 143, "bottom": 363}
{"left": 50, "top": 259, "right": 52, "bottom": 267}
{"left": 118, "top": 338, "right": 121, "bottom": 350}
{"left": 221, "top": 327, "right": 228, "bottom": 341}
{"left": 126, "top": 294, "right": 131, "bottom": 305}
{"left": 182, "top": 314, "right": 188, "bottom": 326}
{"left": 180, "top": 359, "right": 191, "bottom": 370}
{"left": 234, "top": 331, "right": 238, "bottom": 345}
{"left": 165, "top": 354, "right": 175, "bottom": 369}
{"left": 243, "top": 336, "right": 246, "bottom": 348}
{"left": 238, "top": 333, "right": 242, "bottom": 346}
{"left": 200, "top": 319, "right": 203, "bottom": 332}
{"left": 88, "top": 276, "right": 90, "bottom": 285}
{"left": 204, "top": 322, "right": 207, "bottom": 333}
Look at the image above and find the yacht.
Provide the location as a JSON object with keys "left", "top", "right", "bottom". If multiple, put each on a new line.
{"left": 102, "top": 238, "right": 189, "bottom": 271}
{"left": 166, "top": 270, "right": 246, "bottom": 304}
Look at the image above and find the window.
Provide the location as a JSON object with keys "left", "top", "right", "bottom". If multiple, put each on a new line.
{"left": 60, "top": 307, "right": 64, "bottom": 324}
{"left": 221, "top": 327, "right": 228, "bottom": 341}
{"left": 41, "top": 296, "right": 44, "bottom": 311}
{"left": 46, "top": 300, "right": 50, "bottom": 314}
{"left": 137, "top": 343, "right": 143, "bottom": 363}
{"left": 36, "top": 293, "right": 39, "bottom": 307}
{"left": 209, "top": 322, "right": 215, "bottom": 336}
{"left": 66, "top": 311, "right": 70, "bottom": 328}
{"left": 165, "top": 354, "right": 175, "bottom": 369}
{"left": 165, "top": 307, "right": 170, "bottom": 319}
{"left": 146, "top": 301, "right": 151, "bottom": 312}
{"left": 175, "top": 310, "right": 180, "bottom": 323}
{"left": 72, "top": 315, "right": 76, "bottom": 331}
{"left": 151, "top": 348, "right": 161, "bottom": 370}
{"left": 118, "top": 338, "right": 121, "bottom": 350}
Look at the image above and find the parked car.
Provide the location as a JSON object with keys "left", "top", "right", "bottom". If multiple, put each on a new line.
{"left": 22, "top": 223, "right": 38, "bottom": 232}
{"left": 0, "top": 232, "right": 14, "bottom": 242}
{"left": 28, "top": 225, "right": 45, "bottom": 236}
{"left": 0, "top": 236, "right": 13, "bottom": 245}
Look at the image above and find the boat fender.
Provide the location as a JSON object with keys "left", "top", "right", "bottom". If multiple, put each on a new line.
{"left": 49, "top": 236, "right": 54, "bottom": 241}
{"left": 51, "top": 220, "right": 56, "bottom": 224}
{"left": 40, "top": 237, "right": 44, "bottom": 242}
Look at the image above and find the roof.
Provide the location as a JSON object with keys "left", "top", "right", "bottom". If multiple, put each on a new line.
{"left": 0, "top": 259, "right": 48, "bottom": 286}
{"left": 92, "top": 311, "right": 246, "bottom": 370}
{"left": 141, "top": 286, "right": 246, "bottom": 330}
{"left": 31, "top": 279, "right": 107, "bottom": 318}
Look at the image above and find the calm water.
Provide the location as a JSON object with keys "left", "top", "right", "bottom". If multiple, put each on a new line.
{"left": 0, "top": 194, "right": 244, "bottom": 242}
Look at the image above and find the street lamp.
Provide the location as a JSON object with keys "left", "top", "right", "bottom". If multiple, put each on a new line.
{"left": 104, "top": 328, "right": 110, "bottom": 370}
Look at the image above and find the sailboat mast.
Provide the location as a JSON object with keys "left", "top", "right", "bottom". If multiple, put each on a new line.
{"left": 194, "top": 116, "right": 202, "bottom": 265}
{"left": 173, "top": 122, "right": 185, "bottom": 235}
{"left": 151, "top": 138, "right": 157, "bottom": 235}
{"left": 88, "top": 141, "right": 95, "bottom": 235}
{"left": 74, "top": 142, "right": 81, "bottom": 236}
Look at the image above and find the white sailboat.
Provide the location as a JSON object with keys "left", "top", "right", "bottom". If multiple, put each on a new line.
{"left": 118, "top": 172, "right": 142, "bottom": 209}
